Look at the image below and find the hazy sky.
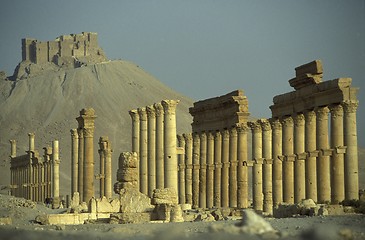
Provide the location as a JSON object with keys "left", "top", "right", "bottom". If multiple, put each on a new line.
{"left": 0, "top": 0, "right": 364, "bottom": 146}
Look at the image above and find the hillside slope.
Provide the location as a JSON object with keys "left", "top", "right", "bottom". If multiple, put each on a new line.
{"left": 0, "top": 60, "right": 194, "bottom": 196}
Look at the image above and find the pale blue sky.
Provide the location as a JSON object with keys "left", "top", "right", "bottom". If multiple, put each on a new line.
{"left": 0, "top": 0, "right": 364, "bottom": 146}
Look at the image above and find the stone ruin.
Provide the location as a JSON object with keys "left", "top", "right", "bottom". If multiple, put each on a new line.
{"left": 9, "top": 59, "right": 361, "bottom": 225}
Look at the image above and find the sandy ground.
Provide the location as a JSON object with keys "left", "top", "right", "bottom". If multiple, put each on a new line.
{"left": 0, "top": 194, "right": 364, "bottom": 240}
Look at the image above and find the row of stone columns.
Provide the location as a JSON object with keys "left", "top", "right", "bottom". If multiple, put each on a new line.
{"left": 129, "top": 100, "right": 180, "bottom": 197}
{"left": 97, "top": 136, "right": 113, "bottom": 199}
{"left": 9, "top": 133, "right": 59, "bottom": 204}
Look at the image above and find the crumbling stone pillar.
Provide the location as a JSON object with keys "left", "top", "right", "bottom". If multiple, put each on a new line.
{"left": 183, "top": 133, "right": 193, "bottom": 204}
{"left": 221, "top": 129, "right": 230, "bottom": 208}
{"left": 10, "top": 140, "right": 16, "bottom": 158}
{"left": 138, "top": 107, "right": 148, "bottom": 195}
{"left": 213, "top": 131, "right": 222, "bottom": 207}
{"left": 206, "top": 132, "right": 214, "bottom": 209}
{"left": 146, "top": 105, "right": 156, "bottom": 197}
{"left": 249, "top": 121, "right": 263, "bottom": 212}
{"left": 315, "top": 106, "right": 330, "bottom": 203}
{"left": 260, "top": 119, "right": 273, "bottom": 215}
{"left": 294, "top": 113, "right": 306, "bottom": 203}
{"left": 70, "top": 129, "right": 79, "bottom": 197}
{"left": 98, "top": 137, "right": 108, "bottom": 198}
{"left": 52, "top": 140, "right": 60, "bottom": 208}
{"left": 154, "top": 103, "right": 164, "bottom": 189}
{"left": 161, "top": 100, "right": 179, "bottom": 191}
{"left": 77, "top": 108, "right": 97, "bottom": 204}
{"left": 304, "top": 110, "right": 317, "bottom": 202}
{"left": 199, "top": 132, "right": 207, "bottom": 208}
{"left": 330, "top": 104, "right": 345, "bottom": 203}
{"left": 281, "top": 116, "right": 295, "bottom": 204}
{"left": 116, "top": 152, "right": 139, "bottom": 189}
{"left": 271, "top": 119, "right": 283, "bottom": 206}
{"left": 192, "top": 132, "right": 200, "bottom": 208}
{"left": 229, "top": 127, "right": 238, "bottom": 208}
{"left": 177, "top": 135, "right": 186, "bottom": 204}
{"left": 237, "top": 124, "right": 249, "bottom": 208}
{"left": 76, "top": 128, "right": 84, "bottom": 201}
{"left": 342, "top": 101, "right": 359, "bottom": 201}
{"left": 28, "top": 133, "right": 35, "bottom": 152}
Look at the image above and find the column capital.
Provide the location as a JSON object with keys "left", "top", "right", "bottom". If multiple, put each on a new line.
{"left": 137, "top": 107, "right": 147, "bottom": 120}
{"left": 183, "top": 133, "right": 192, "bottom": 143}
{"left": 200, "top": 131, "right": 207, "bottom": 141}
{"left": 236, "top": 123, "right": 249, "bottom": 133}
{"left": 28, "top": 132, "right": 35, "bottom": 137}
{"left": 280, "top": 115, "right": 294, "bottom": 127}
{"left": 304, "top": 110, "right": 316, "bottom": 124}
{"left": 129, "top": 109, "right": 140, "bottom": 121}
{"left": 9, "top": 139, "right": 16, "bottom": 144}
{"left": 329, "top": 104, "right": 344, "bottom": 118}
{"left": 342, "top": 100, "right": 359, "bottom": 113}
{"left": 315, "top": 106, "right": 329, "bottom": 120}
{"left": 161, "top": 99, "right": 180, "bottom": 115}
{"left": 207, "top": 131, "right": 214, "bottom": 141}
{"left": 77, "top": 108, "right": 97, "bottom": 128}
{"left": 248, "top": 121, "right": 262, "bottom": 132}
{"left": 77, "top": 128, "right": 84, "bottom": 138}
{"left": 214, "top": 131, "right": 222, "bottom": 139}
{"left": 270, "top": 118, "right": 282, "bottom": 130}
{"left": 258, "top": 119, "right": 271, "bottom": 131}
{"left": 177, "top": 134, "right": 185, "bottom": 144}
{"left": 70, "top": 129, "right": 78, "bottom": 137}
{"left": 293, "top": 113, "right": 305, "bottom": 127}
{"left": 153, "top": 102, "right": 164, "bottom": 117}
{"left": 146, "top": 105, "right": 156, "bottom": 118}
{"left": 83, "top": 127, "right": 95, "bottom": 137}
{"left": 222, "top": 129, "right": 230, "bottom": 139}
{"left": 229, "top": 127, "right": 237, "bottom": 137}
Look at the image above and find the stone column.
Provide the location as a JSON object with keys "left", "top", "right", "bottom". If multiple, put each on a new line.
{"left": 221, "top": 129, "right": 230, "bottom": 208}
{"left": 294, "top": 113, "right": 306, "bottom": 203}
{"left": 192, "top": 132, "right": 200, "bottom": 208}
{"left": 77, "top": 128, "right": 84, "bottom": 201}
{"left": 260, "top": 119, "right": 273, "bottom": 215}
{"left": 161, "top": 100, "right": 179, "bottom": 191}
{"left": 154, "top": 103, "right": 164, "bottom": 189}
{"left": 138, "top": 107, "right": 148, "bottom": 195}
{"left": 315, "top": 106, "right": 330, "bottom": 203}
{"left": 129, "top": 110, "right": 140, "bottom": 157}
{"left": 271, "top": 118, "right": 283, "bottom": 206}
{"left": 249, "top": 121, "right": 263, "bottom": 212}
{"left": 214, "top": 131, "right": 222, "bottom": 207}
{"left": 70, "top": 129, "right": 79, "bottom": 197}
{"left": 146, "top": 105, "right": 156, "bottom": 197}
{"left": 330, "top": 104, "right": 345, "bottom": 203}
{"left": 206, "top": 132, "right": 214, "bottom": 209}
{"left": 183, "top": 133, "right": 193, "bottom": 205}
{"left": 229, "top": 127, "right": 238, "bottom": 208}
{"left": 304, "top": 110, "right": 317, "bottom": 202}
{"left": 177, "top": 135, "right": 186, "bottom": 204}
{"left": 28, "top": 133, "right": 35, "bottom": 152}
{"left": 281, "top": 116, "right": 295, "bottom": 204}
{"left": 52, "top": 140, "right": 60, "bottom": 208}
{"left": 199, "top": 132, "right": 207, "bottom": 208}
{"left": 10, "top": 140, "right": 16, "bottom": 158}
{"left": 105, "top": 144, "right": 113, "bottom": 199}
{"left": 237, "top": 124, "right": 249, "bottom": 209}
{"left": 98, "top": 137, "right": 106, "bottom": 197}
{"left": 342, "top": 101, "right": 359, "bottom": 201}
{"left": 77, "top": 108, "right": 97, "bottom": 204}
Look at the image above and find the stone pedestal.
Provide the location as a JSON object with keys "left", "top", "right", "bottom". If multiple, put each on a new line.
{"left": 183, "top": 133, "right": 193, "bottom": 205}
{"left": 281, "top": 116, "right": 294, "bottom": 204}
{"left": 271, "top": 119, "right": 283, "bottom": 206}
{"left": 343, "top": 101, "right": 359, "bottom": 201}
{"left": 294, "top": 113, "right": 305, "bottom": 203}
{"left": 260, "top": 119, "right": 273, "bottom": 214}
{"left": 249, "top": 121, "right": 263, "bottom": 212}
{"left": 138, "top": 107, "right": 148, "bottom": 195}
{"left": 161, "top": 100, "right": 179, "bottom": 192}
{"left": 316, "top": 106, "right": 330, "bottom": 203}
{"left": 221, "top": 129, "right": 230, "bottom": 208}
{"left": 229, "top": 128, "right": 238, "bottom": 208}
{"left": 70, "top": 129, "right": 79, "bottom": 197}
{"left": 146, "top": 105, "right": 156, "bottom": 197}
{"left": 304, "top": 110, "right": 317, "bottom": 202}
{"left": 206, "top": 132, "right": 214, "bottom": 209}
{"left": 237, "top": 124, "right": 249, "bottom": 208}
{"left": 213, "top": 131, "right": 222, "bottom": 207}
{"left": 330, "top": 104, "right": 345, "bottom": 203}
{"left": 154, "top": 103, "right": 164, "bottom": 189}
{"left": 199, "top": 132, "right": 207, "bottom": 208}
{"left": 192, "top": 132, "right": 200, "bottom": 208}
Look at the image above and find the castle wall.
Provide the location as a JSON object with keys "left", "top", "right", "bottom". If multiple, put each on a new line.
{"left": 35, "top": 42, "right": 48, "bottom": 64}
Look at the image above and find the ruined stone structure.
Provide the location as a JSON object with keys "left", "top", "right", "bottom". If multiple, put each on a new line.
{"left": 21, "top": 32, "right": 107, "bottom": 68}
{"left": 97, "top": 136, "right": 113, "bottom": 199}
{"left": 9, "top": 133, "right": 59, "bottom": 203}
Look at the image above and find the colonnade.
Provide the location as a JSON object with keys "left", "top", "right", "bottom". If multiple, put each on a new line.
{"left": 129, "top": 100, "right": 180, "bottom": 196}
{"left": 9, "top": 133, "right": 59, "bottom": 204}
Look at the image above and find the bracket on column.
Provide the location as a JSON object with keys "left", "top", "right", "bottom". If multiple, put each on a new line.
{"left": 284, "top": 155, "right": 296, "bottom": 162}
{"left": 253, "top": 158, "right": 264, "bottom": 164}
{"left": 176, "top": 147, "right": 185, "bottom": 155}
{"left": 335, "top": 146, "right": 347, "bottom": 154}
{"left": 307, "top": 150, "right": 319, "bottom": 158}
{"left": 264, "top": 158, "right": 273, "bottom": 164}
{"left": 320, "top": 149, "right": 333, "bottom": 157}
{"left": 296, "top": 152, "right": 307, "bottom": 160}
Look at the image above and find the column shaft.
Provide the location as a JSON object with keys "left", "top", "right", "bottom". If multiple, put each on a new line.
{"left": 281, "top": 116, "right": 294, "bottom": 204}
{"left": 229, "top": 128, "right": 238, "bottom": 207}
{"left": 52, "top": 140, "right": 60, "bottom": 207}
{"left": 77, "top": 129, "right": 84, "bottom": 201}
{"left": 105, "top": 147, "right": 112, "bottom": 199}
{"left": 271, "top": 119, "right": 283, "bottom": 206}
{"left": 147, "top": 106, "right": 156, "bottom": 197}
{"left": 154, "top": 103, "right": 164, "bottom": 189}
{"left": 138, "top": 107, "right": 148, "bottom": 195}
{"left": 213, "top": 131, "right": 222, "bottom": 207}
{"left": 221, "top": 129, "right": 230, "bottom": 208}
{"left": 177, "top": 135, "right": 186, "bottom": 204}
{"left": 199, "top": 132, "right": 207, "bottom": 208}
{"left": 183, "top": 133, "right": 193, "bottom": 204}
{"left": 237, "top": 124, "right": 249, "bottom": 208}
{"left": 206, "top": 132, "right": 214, "bottom": 208}
{"left": 192, "top": 133, "right": 200, "bottom": 208}
{"left": 294, "top": 113, "right": 305, "bottom": 203}
{"left": 129, "top": 110, "right": 140, "bottom": 191}
{"left": 71, "top": 129, "right": 79, "bottom": 196}
{"left": 304, "top": 110, "right": 317, "bottom": 202}
{"left": 250, "top": 121, "right": 263, "bottom": 212}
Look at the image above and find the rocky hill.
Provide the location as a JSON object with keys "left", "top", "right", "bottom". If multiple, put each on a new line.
{"left": 0, "top": 60, "right": 194, "bottom": 196}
